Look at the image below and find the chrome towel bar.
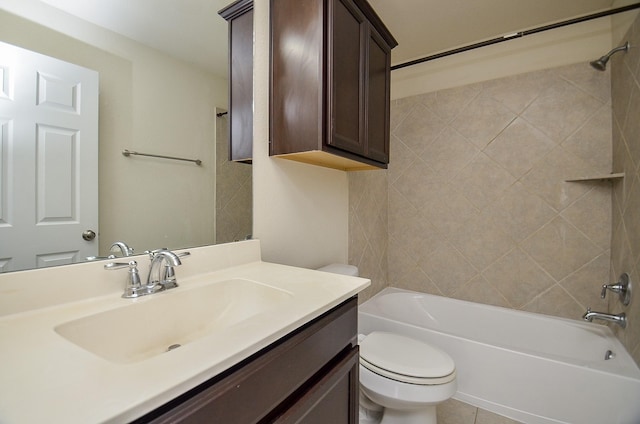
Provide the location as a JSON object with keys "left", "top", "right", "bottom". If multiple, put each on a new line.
{"left": 122, "top": 149, "right": 202, "bottom": 165}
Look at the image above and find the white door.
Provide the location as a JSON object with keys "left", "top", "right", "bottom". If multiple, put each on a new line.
{"left": 0, "top": 41, "right": 99, "bottom": 273}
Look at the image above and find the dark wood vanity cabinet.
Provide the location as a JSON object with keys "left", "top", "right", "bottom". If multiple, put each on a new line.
{"left": 270, "top": 0, "right": 397, "bottom": 171}
{"left": 220, "top": 0, "right": 254, "bottom": 163}
{"left": 135, "top": 297, "right": 359, "bottom": 424}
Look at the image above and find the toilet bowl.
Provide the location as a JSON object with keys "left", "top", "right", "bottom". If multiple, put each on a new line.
{"left": 359, "top": 331, "right": 457, "bottom": 424}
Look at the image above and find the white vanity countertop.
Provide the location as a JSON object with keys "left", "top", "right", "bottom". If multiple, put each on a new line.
{"left": 0, "top": 240, "right": 369, "bottom": 423}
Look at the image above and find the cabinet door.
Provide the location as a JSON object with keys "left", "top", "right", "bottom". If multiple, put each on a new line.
{"left": 221, "top": 0, "right": 254, "bottom": 162}
{"left": 327, "top": 0, "right": 366, "bottom": 156}
{"left": 272, "top": 347, "right": 359, "bottom": 424}
{"left": 364, "top": 25, "right": 391, "bottom": 163}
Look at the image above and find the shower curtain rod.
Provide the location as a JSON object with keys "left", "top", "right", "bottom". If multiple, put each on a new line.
{"left": 391, "top": 2, "right": 640, "bottom": 71}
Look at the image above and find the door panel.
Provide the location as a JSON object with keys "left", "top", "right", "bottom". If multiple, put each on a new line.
{"left": 0, "top": 41, "right": 98, "bottom": 272}
{"left": 328, "top": 0, "right": 365, "bottom": 155}
{"left": 365, "top": 28, "right": 390, "bottom": 163}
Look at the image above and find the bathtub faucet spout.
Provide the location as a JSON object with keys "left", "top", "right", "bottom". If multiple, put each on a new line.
{"left": 582, "top": 308, "right": 626, "bottom": 328}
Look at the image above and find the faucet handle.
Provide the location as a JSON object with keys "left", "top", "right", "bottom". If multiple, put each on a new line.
{"left": 105, "top": 260, "right": 149, "bottom": 298}
{"left": 104, "top": 261, "right": 134, "bottom": 270}
{"left": 601, "top": 273, "right": 632, "bottom": 306}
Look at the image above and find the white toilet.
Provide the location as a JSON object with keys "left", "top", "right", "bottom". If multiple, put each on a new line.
{"left": 358, "top": 332, "right": 457, "bottom": 424}
{"left": 315, "top": 264, "right": 456, "bottom": 424}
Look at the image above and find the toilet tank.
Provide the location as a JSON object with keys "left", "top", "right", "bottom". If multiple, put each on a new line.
{"left": 316, "top": 263, "right": 359, "bottom": 277}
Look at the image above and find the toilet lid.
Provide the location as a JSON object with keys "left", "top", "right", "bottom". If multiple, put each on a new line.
{"left": 360, "top": 332, "right": 455, "bottom": 384}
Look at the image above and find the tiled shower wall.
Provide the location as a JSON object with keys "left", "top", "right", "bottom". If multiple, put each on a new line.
{"left": 387, "top": 62, "right": 613, "bottom": 320}
{"left": 349, "top": 169, "right": 388, "bottom": 302}
{"left": 350, "top": 61, "right": 614, "bottom": 320}
{"left": 215, "top": 114, "right": 252, "bottom": 244}
{"left": 611, "top": 14, "right": 640, "bottom": 365}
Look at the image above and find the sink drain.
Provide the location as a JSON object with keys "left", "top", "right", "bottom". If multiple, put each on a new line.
{"left": 167, "top": 344, "right": 182, "bottom": 352}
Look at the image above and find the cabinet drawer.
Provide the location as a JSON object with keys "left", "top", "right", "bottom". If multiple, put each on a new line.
{"left": 271, "top": 346, "right": 359, "bottom": 424}
{"left": 138, "top": 297, "right": 357, "bottom": 424}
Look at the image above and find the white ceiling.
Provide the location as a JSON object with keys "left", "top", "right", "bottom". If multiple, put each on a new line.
{"left": 38, "top": 0, "right": 618, "bottom": 76}
{"left": 39, "top": 0, "right": 232, "bottom": 78}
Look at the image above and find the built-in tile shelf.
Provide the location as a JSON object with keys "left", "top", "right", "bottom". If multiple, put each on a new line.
{"left": 565, "top": 173, "right": 625, "bottom": 183}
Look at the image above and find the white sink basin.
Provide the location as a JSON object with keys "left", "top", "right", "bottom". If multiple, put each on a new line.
{"left": 55, "top": 278, "right": 292, "bottom": 364}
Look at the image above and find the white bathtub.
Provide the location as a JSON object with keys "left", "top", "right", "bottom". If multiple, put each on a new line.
{"left": 358, "top": 288, "right": 640, "bottom": 424}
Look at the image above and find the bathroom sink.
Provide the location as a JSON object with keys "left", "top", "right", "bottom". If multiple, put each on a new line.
{"left": 55, "top": 278, "right": 292, "bottom": 364}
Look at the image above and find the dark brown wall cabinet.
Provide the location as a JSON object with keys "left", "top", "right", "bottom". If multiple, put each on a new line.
{"left": 133, "top": 297, "right": 359, "bottom": 424}
{"left": 270, "top": 0, "right": 397, "bottom": 171}
{"left": 220, "top": 0, "right": 254, "bottom": 163}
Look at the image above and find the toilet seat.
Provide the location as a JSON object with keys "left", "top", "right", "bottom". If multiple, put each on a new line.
{"left": 360, "top": 332, "right": 456, "bottom": 385}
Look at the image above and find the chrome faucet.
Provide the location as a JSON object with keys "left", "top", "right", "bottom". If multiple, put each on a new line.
{"left": 146, "top": 250, "right": 183, "bottom": 291}
{"left": 105, "top": 260, "right": 148, "bottom": 298}
{"left": 106, "top": 249, "right": 188, "bottom": 298}
{"left": 582, "top": 308, "right": 627, "bottom": 328}
{"left": 110, "top": 241, "right": 134, "bottom": 257}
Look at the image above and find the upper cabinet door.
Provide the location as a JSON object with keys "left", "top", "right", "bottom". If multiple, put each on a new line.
{"left": 270, "top": 0, "right": 397, "bottom": 171}
{"left": 364, "top": 25, "right": 392, "bottom": 164}
{"left": 220, "top": 0, "right": 254, "bottom": 163}
{"left": 327, "top": 0, "right": 366, "bottom": 157}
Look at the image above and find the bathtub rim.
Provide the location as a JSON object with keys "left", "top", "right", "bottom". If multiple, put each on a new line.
{"left": 359, "top": 287, "right": 640, "bottom": 379}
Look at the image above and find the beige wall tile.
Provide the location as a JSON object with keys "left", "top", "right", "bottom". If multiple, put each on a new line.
{"left": 562, "top": 103, "right": 612, "bottom": 172}
{"left": 419, "top": 82, "right": 483, "bottom": 124}
{"left": 420, "top": 126, "right": 479, "bottom": 180}
{"left": 421, "top": 241, "right": 478, "bottom": 295}
{"left": 486, "top": 182, "right": 556, "bottom": 243}
{"left": 215, "top": 116, "right": 252, "bottom": 244}
{"left": 521, "top": 285, "right": 585, "bottom": 319}
{"left": 611, "top": 52, "right": 634, "bottom": 130}
{"left": 621, "top": 83, "right": 640, "bottom": 170}
{"left": 521, "top": 78, "right": 604, "bottom": 143}
{"left": 453, "top": 274, "right": 510, "bottom": 308}
{"left": 422, "top": 183, "right": 479, "bottom": 235}
{"left": 483, "top": 247, "right": 555, "bottom": 308}
{"left": 484, "top": 117, "right": 556, "bottom": 179}
{"left": 447, "top": 211, "right": 515, "bottom": 271}
{"left": 454, "top": 152, "right": 516, "bottom": 210}
{"left": 450, "top": 94, "right": 517, "bottom": 149}
{"left": 387, "top": 135, "right": 417, "bottom": 184}
{"left": 560, "top": 250, "right": 611, "bottom": 311}
{"left": 521, "top": 216, "right": 603, "bottom": 281}
{"left": 393, "top": 103, "right": 447, "bottom": 155}
{"left": 482, "top": 68, "right": 555, "bottom": 114}
{"left": 561, "top": 185, "right": 612, "bottom": 251}
{"left": 623, "top": 175, "right": 640, "bottom": 263}
{"left": 348, "top": 169, "right": 388, "bottom": 304}
{"left": 557, "top": 62, "right": 611, "bottom": 104}
{"left": 520, "top": 146, "right": 593, "bottom": 212}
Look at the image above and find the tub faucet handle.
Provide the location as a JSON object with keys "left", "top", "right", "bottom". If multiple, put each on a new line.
{"left": 600, "top": 273, "right": 632, "bottom": 306}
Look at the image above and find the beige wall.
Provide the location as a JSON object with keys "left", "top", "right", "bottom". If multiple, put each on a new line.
{"left": 252, "top": 0, "right": 349, "bottom": 269}
{"left": 391, "top": 18, "right": 612, "bottom": 99}
{"left": 610, "top": 12, "right": 640, "bottom": 365}
{"left": 0, "top": 6, "right": 227, "bottom": 256}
